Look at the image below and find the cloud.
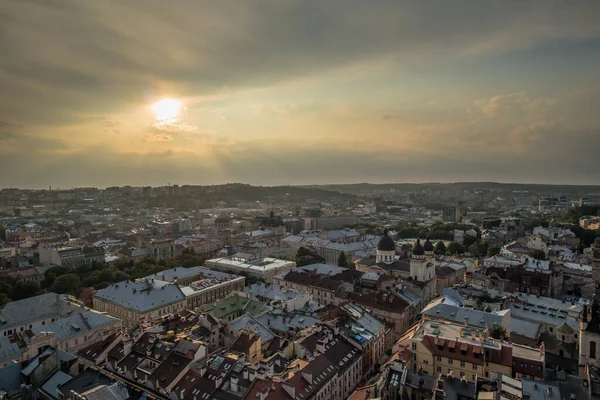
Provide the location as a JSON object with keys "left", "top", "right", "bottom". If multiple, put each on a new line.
{"left": 0, "top": 1, "right": 600, "bottom": 186}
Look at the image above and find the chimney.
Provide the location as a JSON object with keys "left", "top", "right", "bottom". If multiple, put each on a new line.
{"left": 437, "top": 375, "right": 444, "bottom": 389}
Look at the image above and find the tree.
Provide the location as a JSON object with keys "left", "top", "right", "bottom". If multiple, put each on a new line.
{"left": 490, "top": 325, "right": 507, "bottom": 340}
{"left": 468, "top": 243, "right": 479, "bottom": 255}
{"left": 434, "top": 241, "right": 446, "bottom": 255}
{"left": 0, "top": 293, "right": 11, "bottom": 307}
{"left": 487, "top": 247, "right": 501, "bottom": 257}
{"left": 594, "top": 237, "right": 600, "bottom": 248}
{"left": 295, "top": 247, "right": 325, "bottom": 266}
{"left": 463, "top": 235, "right": 478, "bottom": 247}
{"left": 12, "top": 280, "right": 40, "bottom": 300}
{"left": 50, "top": 274, "right": 81, "bottom": 296}
{"left": 337, "top": 252, "right": 348, "bottom": 268}
{"left": 531, "top": 250, "right": 546, "bottom": 260}
{"left": 0, "top": 281, "right": 13, "bottom": 297}
{"left": 445, "top": 241, "right": 463, "bottom": 255}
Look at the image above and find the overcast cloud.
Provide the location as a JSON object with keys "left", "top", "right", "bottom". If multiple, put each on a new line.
{"left": 1, "top": 0, "right": 599, "bottom": 187}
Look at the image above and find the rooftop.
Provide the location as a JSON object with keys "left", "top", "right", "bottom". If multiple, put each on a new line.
{"left": 0, "top": 293, "right": 85, "bottom": 331}
{"left": 32, "top": 310, "right": 120, "bottom": 341}
{"left": 94, "top": 279, "right": 185, "bottom": 312}
{"left": 144, "top": 266, "right": 204, "bottom": 283}
{"left": 205, "top": 256, "right": 295, "bottom": 273}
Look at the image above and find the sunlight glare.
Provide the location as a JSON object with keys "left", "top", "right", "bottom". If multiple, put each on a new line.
{"left": 152, "top": 98, "right": 182, "bottom": 122}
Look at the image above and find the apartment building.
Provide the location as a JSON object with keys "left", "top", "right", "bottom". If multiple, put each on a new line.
{"left": 38, "top": 245, "right": 105, "bottom": 267}
{"left": 404, "top": 319, "right": 545, "bottom": 382}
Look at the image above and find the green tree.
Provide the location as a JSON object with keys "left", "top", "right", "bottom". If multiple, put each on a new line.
{"left": 0, "top": 293, "right": 11, "bottom": 307}
{"left": 50, "top": 274, "right": 81, "bottom": 296}
{"left": 12, "top": 280, "right": 41, "bottom": 300}
{"left": 487, "top": 247, "right": 501, "bottom": 257}
{"left": 463, "top": 235, "right": 478, "bottom": 247}
{"left": 445, "top": 241, "right": 463, "bottom": 255}
{"left": 531, "top": 250, "right": 546, "bottom": 260}
{"left": 337, "top": 252, "right": 348, "bottom": 268}
{"left": 0, "top": 281, "right": 13, "bottom": 297}
{"left": 468, "top": 243, "right": 479, "bottom": 255}
{"left": 295, "top": 247, "right": 325, "bottom": 266}
{"left": 490, "top": 325, "right": 507, "bottom": 340}
{"left": 594, "top": 237, "right": 600, "bottom": 248}
{"left": 434, "top": 241, "right": 446, "bottom": 255}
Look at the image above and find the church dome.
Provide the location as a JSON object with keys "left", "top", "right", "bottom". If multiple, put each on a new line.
{"left": 423, "top": 238, "right": 434, "bottom": 252}
{"left": 377, "top": 230, "right": 395, "bottom": 251}
{"left": 412, "top": 239, "right": 425, "bottom": 256}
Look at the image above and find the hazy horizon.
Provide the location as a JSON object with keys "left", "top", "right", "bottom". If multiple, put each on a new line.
{"left": 1, "top": 1, "right": 600, "bottom": 188}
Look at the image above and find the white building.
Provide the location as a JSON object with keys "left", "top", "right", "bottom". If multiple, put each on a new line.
{"left": 205, "top": 256, "right": 295, "bottom": 281}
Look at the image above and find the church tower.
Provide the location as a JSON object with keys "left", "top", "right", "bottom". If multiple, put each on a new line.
{"left": 579, "top": 287, "right": 600, "bottom": 376}
{"left": 410, "top": 239, "right": 436, "bottom": 301}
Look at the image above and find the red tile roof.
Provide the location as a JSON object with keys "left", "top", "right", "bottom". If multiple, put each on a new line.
{"left": 421, "top": 336, "right": 484, "bottom": 365}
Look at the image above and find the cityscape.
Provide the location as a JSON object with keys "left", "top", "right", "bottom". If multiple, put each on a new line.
{"left": 0, "top": 183, "right": 600, "bottom": 399}
{"left": 2, "top": 1, "right": 600, "bottom": 400}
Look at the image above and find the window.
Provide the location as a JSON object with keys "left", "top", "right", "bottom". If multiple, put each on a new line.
{"left": 472, "top": 374, "right": 476, "bottom": 380}
{"left": 437, "top": 366, "right": 442, "bottom": 372}
{"left": 472, "top": 363, "right": 478, "bottom": 370}
{"left": 460, "top": 372, "right": 465, "bottom": 378}
{"left": 591, "top": 341, "right": 597, "bottom": 359}
{"left": 562, "top": 335, "right": 565, "bottom": 341}
{"left": 549, "top": 327, "right": 553, "bottom": 333}
{"left": 448, "top": 358, "right": 454, "bottom": 365}
{"left": 460, "top": 361, "right": 465, "bottom": 367}
{"left": 436, "top": 356, "right": 442, "bottom": 361}
{"left": 412, "top": 343, "right": 417, "bottom": 351}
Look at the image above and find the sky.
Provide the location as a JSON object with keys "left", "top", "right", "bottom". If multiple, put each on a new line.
{"left": 1, "top": 0, "right": 600, "bottom": 189}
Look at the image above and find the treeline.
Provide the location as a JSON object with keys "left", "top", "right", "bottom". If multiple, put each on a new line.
{"left": 0, "top": 252, "right": 207, "bottom": 307}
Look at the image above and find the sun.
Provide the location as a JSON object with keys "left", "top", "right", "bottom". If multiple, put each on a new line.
{"left": 152, "top": 98, "right": 182, "bottom": 122}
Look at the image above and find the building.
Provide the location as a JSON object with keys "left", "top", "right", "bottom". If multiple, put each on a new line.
{"left": 144, "top": 266, "right": 205, "bottom": 286}
{"left": 149, "top": 239, "right": 175, "bottom": 261}
{"left": 205, "top": 255, "right": 295, "bottom": 281}
{"left": 593, "top": 249, "right": 600, "bottom": 283}
{"left": 579, "top": 291, "right": 600, "bottom": 375}
{"left": 484, "top": 251, "right": 562, "bottom": 297}
{"left": 404, "top": 318, "right": 545, "bottom": 382}
{"left": 304, "top": 216, "right": 357, "bottom": 231}
{"left": 339, "top": 302, "right": 390, "bottom": 374}
{"left": 93, "top": 279, "right": 187, "bottom": 329}
{"left": 179, "top": 269, "right": 245, "bottom": 310}
{"left": 245, "top": 327, "right": 363, "bottom": 400}
{"left": 0, "top": 293, "right": 86, "bottom": 338}
{"left": 443, "top": 205, "right": 461, "bottom": 223}
{"left": 38, "top": 245, "right": 105, "bottom": 268}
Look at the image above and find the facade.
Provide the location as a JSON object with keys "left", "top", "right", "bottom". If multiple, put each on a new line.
{"left": 38, "top": 245, "right": 104, "bottom": 267}
{"left": 405, "top": 319, "right": 545, "bottom": 382}
{"left": 443, "top": 206, "right": 461, "bottom": 223}
{"left": 180, "top": 269, "right": 245, "bottom": 310}
{"left": 579, "top": 292, "right": 600, "bottom": 375}
{"left": 149, "top": 238, "right": 175, "bottom": 261}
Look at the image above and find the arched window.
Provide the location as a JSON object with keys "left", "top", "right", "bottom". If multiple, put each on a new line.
{"left": 591, "top": 341, "right": 596, "bottom": 359}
